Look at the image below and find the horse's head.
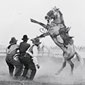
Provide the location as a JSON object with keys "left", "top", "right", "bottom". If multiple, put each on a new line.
{"left": 45, "top": 6, "right": 60, "bottom": 23}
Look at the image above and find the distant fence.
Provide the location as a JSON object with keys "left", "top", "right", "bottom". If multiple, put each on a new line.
{"left": 0, "top": 52, "right": 6, "bottom": 54}
{"left": 0, "top": 50, "right": 6, "bottom": 56}
{"left": 0, "top": 47, "right": 85, "bottom": 58}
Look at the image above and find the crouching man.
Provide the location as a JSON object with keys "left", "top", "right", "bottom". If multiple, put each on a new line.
{"left": 18, "top": 35, "right": 37, "bottom": 80}
{"left": 5, "top": 37, "right": 23, "bottom": 78}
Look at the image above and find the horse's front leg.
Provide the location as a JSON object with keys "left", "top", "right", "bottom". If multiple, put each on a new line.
{"left": 30, "top": 18, "right": 48, "bottom": 30}
{"left": 37, "top": 32, "right": 50, "bottom": 39}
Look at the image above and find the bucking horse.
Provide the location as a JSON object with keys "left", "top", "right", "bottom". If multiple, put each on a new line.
{"left": 30, "top": 6, "right": 83, "bottom": 74}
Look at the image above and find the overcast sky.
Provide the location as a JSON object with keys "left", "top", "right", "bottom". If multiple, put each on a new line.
{"left": 0, "top": 0, "right": 84, "bottom": 47}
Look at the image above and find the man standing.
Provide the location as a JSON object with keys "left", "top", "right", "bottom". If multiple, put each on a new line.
{"left": 19, "top": 35, "right": 36, "bottom": 80}
{"left": 26, "top": 37, "right": 40, "bottom": 80}
{"left": 6, "top": 37, "right": 23, "bottom": 78}
{"left": 30, "top": 37, "right": 41, "bottom": 69}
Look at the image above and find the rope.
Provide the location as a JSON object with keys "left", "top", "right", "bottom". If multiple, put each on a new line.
{"left": 39, "top": 28, "right": 47, "bottom": 33}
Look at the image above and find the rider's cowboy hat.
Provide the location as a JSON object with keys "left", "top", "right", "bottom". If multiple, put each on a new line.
{"left": 9, "top": 37, "right": 17, "bottom": 44}
{"left": 22, "top": 35, "right": 29, "bottom": 41}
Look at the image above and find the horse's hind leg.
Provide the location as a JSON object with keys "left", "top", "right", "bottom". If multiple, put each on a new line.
{"left": 56, "top": 61, "right": 66, "bottom": 75}
{"left": 68, "top": 60, "right": 74, "bottom": 74}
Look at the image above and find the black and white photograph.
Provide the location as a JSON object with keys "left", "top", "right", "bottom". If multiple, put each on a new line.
{"left": 0, "top": 0, "right": 84, "bottom": 85}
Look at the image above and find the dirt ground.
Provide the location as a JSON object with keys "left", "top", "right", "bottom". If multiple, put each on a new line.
{"left": 0, "top": 53, "right": 85, "bottom": 85}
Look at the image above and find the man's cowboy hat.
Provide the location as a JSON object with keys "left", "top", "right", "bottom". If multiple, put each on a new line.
{"left": 31, "top": 38, "right": 41, "bottom": 45}
{"left": 22, "top": 35, "right": 29, "bottom": 41}
{"left": 9, "top": 37, "right": 17, "bottom": 44}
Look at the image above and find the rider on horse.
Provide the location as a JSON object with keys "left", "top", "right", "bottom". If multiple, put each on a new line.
{"left": 30, "top": 6, "right": 81, "bottom": 74}
{"left": 30, "top": 6, "right": 71, "bottom": 46}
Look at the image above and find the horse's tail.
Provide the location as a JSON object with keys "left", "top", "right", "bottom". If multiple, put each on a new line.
{"left": 75, "top": 52, "right": 80, "bottom": 61}
{"left": 75, "top": 52, "right": 84, "bottom": 66}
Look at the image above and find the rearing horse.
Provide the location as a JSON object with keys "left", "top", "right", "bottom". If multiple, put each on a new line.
{"left": 30, "top": 7, "right": 81, "bottom": 74}
{"left": 30, "top": 7, "right": 70, "bottom": 46}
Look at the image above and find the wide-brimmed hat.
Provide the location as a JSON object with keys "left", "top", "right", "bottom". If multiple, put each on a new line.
{"left": 22, "top": 35, "right": 29, "bottom": 41}
{"left": 31, "top": 38, "right": 41, "bottom": 45}
{"left": 9, "top": 37, "right": 17, "bottom": 44}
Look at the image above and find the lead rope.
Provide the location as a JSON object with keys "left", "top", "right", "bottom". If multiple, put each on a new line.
{"left": 39, "top": 28, "right": 47, "bottom": 33}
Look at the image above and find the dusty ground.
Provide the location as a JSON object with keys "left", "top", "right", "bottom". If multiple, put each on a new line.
{"left": 0, "top": 52, "right": 85, "bottom": 85}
